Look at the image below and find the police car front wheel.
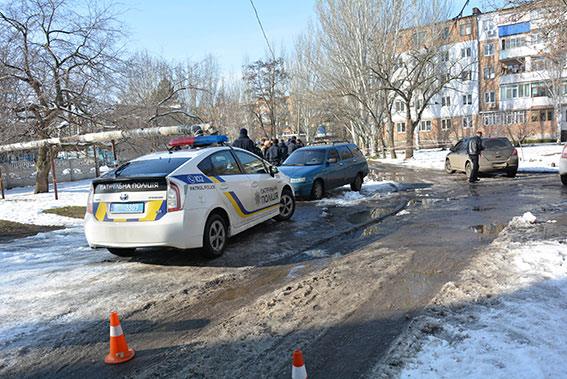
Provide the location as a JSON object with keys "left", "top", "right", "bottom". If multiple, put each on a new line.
{"left": 274, "top": 188, "right": 295, "bottom": 221}
{"left": 202, "top": 213, "right": 228, "bottom": 258}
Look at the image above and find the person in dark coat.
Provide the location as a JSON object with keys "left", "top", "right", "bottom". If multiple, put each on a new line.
{"left": 265, "top": 138, "right": 281, "bottom": 166}
{"left": 232, "top": 128, "right": 257, "bottom": 155}
{"left": 287, "top": 136, "right": 298, "bottom": 155}
{"left": 467, "top": 131, "right": 484, "bottom": 183}
{"left": 278, "top": 140, "right": 288, "bottom": 164}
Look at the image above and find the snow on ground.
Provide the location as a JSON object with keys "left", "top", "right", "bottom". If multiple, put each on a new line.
{"left": 0, "top": 179, "right": 91, "bottom": 226}
{"left": 373, "top": 212, "right": 567, "bottom": 379}
{"left": 373, "top": 143, "right": 563, "bottom": 173}
{"left": 315, "top": 179, "right": 399, "bottom": 207}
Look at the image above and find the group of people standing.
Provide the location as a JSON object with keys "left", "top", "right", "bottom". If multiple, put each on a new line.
{"left": 231, "top": 128, "right": 304, "bottom": 166}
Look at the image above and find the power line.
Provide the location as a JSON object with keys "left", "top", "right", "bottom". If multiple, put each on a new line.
{"left": 249, "top": 0, "right": 275, "bottom": 60}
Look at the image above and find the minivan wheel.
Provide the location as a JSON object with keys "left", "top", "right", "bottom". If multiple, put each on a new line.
{"left": 311, "top": 179, "right": 324, "bottom": 200}
{"left": 202, "top": 213, "right": 227, "bottom": 259}
{"left": 445, "top": 159, "right": 455, "bottom": 174}
{"left": 506, "top": 168, "right": 518, "bottom": 178}
{"left": 107, "top": 248, "right": 136, "bottom": 257}
{"left": 274, "top": 188, "right": 295, "bottom": 221}
{"left": 561, "top": 174, "right": 567, "bottom": 186}
{"left": 350, "top": 174, "right": 363, "bottom": 191}
{"left": 465, "top": 161, "right": 472, "bottom": 178}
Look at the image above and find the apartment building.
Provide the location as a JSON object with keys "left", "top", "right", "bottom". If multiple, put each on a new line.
{"left": 391, "top": 5, "right": 566, "bottom": 148}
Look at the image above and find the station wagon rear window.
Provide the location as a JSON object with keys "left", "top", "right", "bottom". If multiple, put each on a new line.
{"left": 483, "top": 138, "right": 512, "bottom": 149}
{"left": 110, "top": 157, "right": 190, "bottom": 178}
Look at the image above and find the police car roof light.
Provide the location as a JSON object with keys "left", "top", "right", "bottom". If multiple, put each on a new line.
{"left": 168, "top": 135, "right": 229, "bottom": 148}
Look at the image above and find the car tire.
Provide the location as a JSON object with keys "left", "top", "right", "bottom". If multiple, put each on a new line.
{"left": 506, "top": 168, "right": 518, "bottom": 178}
{"left": 311, "top": 179, "right": 324, "bottom": 200}
{"left": 445, "top": 159, "right": 455, "bottom": 174}
{"left": 274, "top": 188, "right": 295, "bottom": 221}
{"left": 201, "top": 213, "right": 228, "bottom": 259}
{"left": 465, "top": 161, "right": 472, "bottom": 178}
{"left": 350, "top": 174, "right": 363, "bottom": 191}
{"left": 107, "top": 248, "right": 136, "bottom": 257}
{"left": 561, "top": 174, "right": 567, "bottom": 186}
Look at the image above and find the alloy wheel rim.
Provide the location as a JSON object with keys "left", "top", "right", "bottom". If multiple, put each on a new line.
{"left": 209, "top": 220, "right": 225, "bottom": 251}
{"left": 280, "top": 194, "right": 293, "bottom": 217}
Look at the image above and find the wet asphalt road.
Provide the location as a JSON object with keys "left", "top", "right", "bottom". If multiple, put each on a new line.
{"left": 2, "top": 163, "right": 566, "bottom": 378}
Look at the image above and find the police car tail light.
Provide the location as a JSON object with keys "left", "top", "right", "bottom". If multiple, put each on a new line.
{"left": 86, "top": 186, "right": 94, "bottom": 214}
{"left": 167, "top": 181, "right": 183, "bottom": 212}
{"left": 562, "top": 145, "right": 567, "bottom": 159}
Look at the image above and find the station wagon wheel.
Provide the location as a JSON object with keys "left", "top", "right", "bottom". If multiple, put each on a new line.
{"left": 350, "top": 174, "right": 363, "bottom": 191}
{"left": 202, "top": 214, "right": 227, "bottom": 259}
{"left": 311, "top": 179, "right": 324, "bottom": 200}
{"left": 445, "top": 159, "right": 455, "bottom": 174}
{"left": 274, "top": 188, "right": 295, "bottom": 221}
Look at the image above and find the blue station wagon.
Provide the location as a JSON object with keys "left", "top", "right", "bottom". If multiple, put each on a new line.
{"left": 278, "top": 143, "right": 369, "bottom": 199}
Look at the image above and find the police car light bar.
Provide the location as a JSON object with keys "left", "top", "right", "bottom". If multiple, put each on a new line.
{"left": 168, "top": 135, "right": 229, "bottom": 148}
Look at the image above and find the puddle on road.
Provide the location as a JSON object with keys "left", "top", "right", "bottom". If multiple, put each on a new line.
{"left": 470, "top": 224, "right": 506, "bottom": 235}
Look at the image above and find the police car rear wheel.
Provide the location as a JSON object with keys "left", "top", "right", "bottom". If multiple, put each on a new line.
{"left": 107, "top": 248, "right": 136, "bottom": 257}
{"left": 202, "top": 214, "right": 227, "bottom": 258}
{"left": 274, "top": 188, "right": 295, "bottom": 221}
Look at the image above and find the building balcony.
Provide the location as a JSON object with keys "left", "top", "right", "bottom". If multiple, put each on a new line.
{"left": 499, "top": 46, "right": 535, "bottom": 60}
{"left": 499, "top": 70, "right": 550, "bottom": 85}
{"left": 499, "top": 96, "right": 553, "bottom": 111}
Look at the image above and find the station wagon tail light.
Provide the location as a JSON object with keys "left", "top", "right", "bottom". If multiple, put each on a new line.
{"left": 512, "top": 148, "right": 518, "bottom": 156}
{"left": 167, "top": 181, "right": 183, "bottom": 212}
{"left": 86, "top": 185, "right": 94, "bottom": 214}
{"left": 562, "top": 145, "right": 567, "bottom": 159}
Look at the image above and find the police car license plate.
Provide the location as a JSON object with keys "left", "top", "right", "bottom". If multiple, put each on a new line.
{"left": 110, "top": 202, "right": 144, "bottom": 214}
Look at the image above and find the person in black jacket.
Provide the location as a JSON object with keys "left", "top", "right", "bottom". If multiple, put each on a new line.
{"left": 232, "top": 128, "right": 258, "bottom": 155}
{"left": 278, "top": 140, "right": 288, "bottom": 164}
{"left": 467, "top": 131, "right": 484, "bottom": 183}
{"left": 287, "top": 136, "right": 298, "bottom": 155}
{"left": 265, "top": 138, "right": 281, "bottom": 166}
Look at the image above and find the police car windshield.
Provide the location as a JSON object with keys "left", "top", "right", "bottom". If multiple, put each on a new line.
{"left": 283, "top": 149, "right": 326, "bottom": 166}
{"left": 111, "top": 157, "right": 190, "bottom": 177}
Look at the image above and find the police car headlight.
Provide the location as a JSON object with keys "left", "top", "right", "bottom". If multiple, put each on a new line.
{"left": 290, "top": 177, "right": 306, "bottom": 183}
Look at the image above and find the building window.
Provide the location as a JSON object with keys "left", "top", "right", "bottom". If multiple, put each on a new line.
{"left": 395, "top": 101, "right": 405, "bottom": 112}
{"left": 531, "top": 57, "right": 546, "bottom": 71}
{"left": 441, "top": 95, "right": 451, "bottom": 107}
{"left": 396, "top": 122, "right": 406, "bottom": 133}
{"left": 484, "top": 91, "right": 496, "bottom": 104}
{"left": 500, "top": 83, "right": 530, "bottom": 100}
{"left": 419, "top": 120, "right": 432, "bottom": 131}
{"left": 441, "top": 118, "right": 452, "bottom": 131}
{"left": 462, "top": 116, "right": 473, "bottom": 128}
{"left": 531, "top": 82, "right": 549, "bottom": 97}
{"left": 482, "top": 20, "right": 496, "bottom": 37}
{"left": 502, "top": 59, "right": 525, "bottom": 75}
{"left": 442, "top": 27, "right": 450, "bottom": 40}
{"left": 462, "top": 94, "right": 473, "bottom": 105}
{"left": 501, "top": 36, "right": 526, "bottom": 50}
{"left": 415, "top": 99, "right": 423, "bottom": 109}
{"left": 483, "top": 66, "right": 495, "bottom": 80}
{"left": 461, "top": 70, "right": 472, "bottom": 81}
{"left": 484, "top": 43, "right": 494, "bottom": 56}
{"left": 540, "top": 110, "right": 554, "bottom": 121}
{"left": 440, "top": 50, "right": 449, "bottom": 62}
{"left": 461, "top": 47, "right": 472, "bottom": 58}
{"left": 460, "top": 22, "right": 472, "bottom": 36}
{"left": 412, "top": 31, "right": 426, "bottom": 46}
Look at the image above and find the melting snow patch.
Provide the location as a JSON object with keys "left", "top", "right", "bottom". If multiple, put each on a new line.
{"left": 396, "top": 210, "right": 410, "bottom": 216}
{"left": 316, "top": 180, "right": 398, "bottom": 207}
{"left": 510, "top": 211, "right": 537, "bottom": 227}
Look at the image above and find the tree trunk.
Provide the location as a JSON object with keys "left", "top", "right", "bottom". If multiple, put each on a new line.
{"left": 405, "top": 115, "right": 415, "bottom": 159}
{"left": 555, "top": 101, "right": 562, "bottom": 143}
{"left": 35, "top": 144, "right": 50, "bottom": 194}
{"left": 386, "top": 114, "right": 397, "bottom": 159}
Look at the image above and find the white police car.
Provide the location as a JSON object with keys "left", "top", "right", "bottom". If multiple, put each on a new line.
{"left": 84, "top": 135, "right": 295, "bottom": 258}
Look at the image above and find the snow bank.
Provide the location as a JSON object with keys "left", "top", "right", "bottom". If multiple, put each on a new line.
{"left": 373, "top": 143, "right": 563, "bottom": 173}
{"left": 0, "top": 179, "right": 91, "bottom": 226}
{"left": 381, "top": 214, "right": 567, "bottom": 379}
{"left": 316, "top": 179, "right": 399, "bottom": 207}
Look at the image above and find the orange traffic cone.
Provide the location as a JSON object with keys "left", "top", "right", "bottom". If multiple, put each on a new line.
{"left": 104, "top": 311, "right": 135, "bottom": 364}
{"left": 292, "top": 348, "right": 307, "bottom": 379}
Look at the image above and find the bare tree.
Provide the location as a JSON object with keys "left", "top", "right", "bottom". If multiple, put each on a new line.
{"left": 0, "top": 0, "right": 124, "bottom": 193}
{"left": 242, "top": 57, "right": 289, "bottom": 138}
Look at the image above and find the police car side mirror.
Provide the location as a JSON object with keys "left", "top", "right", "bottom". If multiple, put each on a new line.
{"left": 269, "top": 165, "right": 278, "bottom": 177}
